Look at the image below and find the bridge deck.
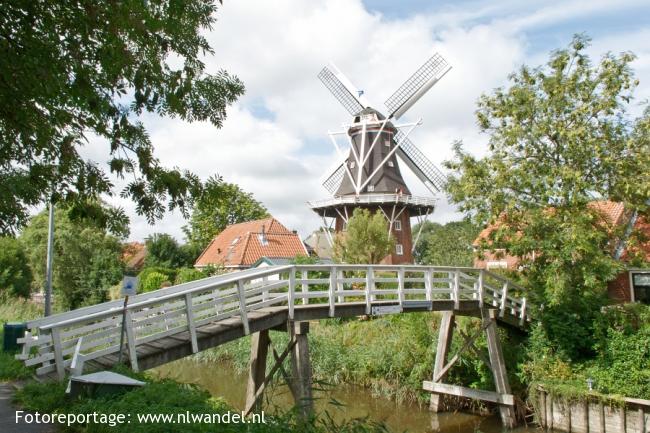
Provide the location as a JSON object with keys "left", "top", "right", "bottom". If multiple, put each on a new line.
{"left": 17, "top": 265, "right": 533, "bottom": 380}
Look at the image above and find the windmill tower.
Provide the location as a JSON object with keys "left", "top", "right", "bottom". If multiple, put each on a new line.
{"left": 308, "top": 54, "right": 451, "bottom": 264}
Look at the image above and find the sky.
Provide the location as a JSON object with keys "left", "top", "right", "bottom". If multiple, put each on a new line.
{"left": 92, "top": 0, "right": 650, "bottom": 242}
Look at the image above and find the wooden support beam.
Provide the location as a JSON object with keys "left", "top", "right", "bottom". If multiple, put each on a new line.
{"left": 124, "top": 310, "right": 139, "bottom": 372}
{"left": 483, "top": 308, "right": 517, "bottom": 428}
{"left": 423, "top": 381, "right": 515, "bottom": 406}
{"left": 185, "top": 294, "right": 198, "bottom": 354}
{"left": 289, "top": 321, "right": 313, "bottom": 420}
{"left": 245, "top": 330, "right": 270, "bottom": 414}
{"left": 430, "top": 312, "right": 455, "bottom": 412}
{"left": 433, "top": 321, "right": 490, "bottom": 383}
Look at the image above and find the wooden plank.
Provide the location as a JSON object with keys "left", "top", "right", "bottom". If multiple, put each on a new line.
{"left": 288, "top": 267, "right": 295, "bottom": 319}
{"left": 124, "top": 310, "right": 139, "bottom": 372}
{"left": 245, "top": 330, "right": 269, "bottom": 414}
{"left": 185, "top": 294, "right": 198, "bottom": 353}
{"left": 328, "top": 267, "right": 336, "bottom": 317}
{"left": 365, "top": 267, "right": 373, "bottom": 315}
{"left": 423, "top": 381, "right": 514, "bottom": 406}
{"left": 453, "top": 270, "right": 460, "bottom": 309}
{"left": 50, "top": 328, "right": 65, "bottom": 380}
{"left": 430, "top": 311, "right": 455, "bottom": 412}
{"left": 236, "top": 280, "right": 250, "bottom": 335}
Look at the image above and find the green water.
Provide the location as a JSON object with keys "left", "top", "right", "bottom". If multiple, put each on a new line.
{"left": 154, "top": 359, "right": 548, "bottom": 433}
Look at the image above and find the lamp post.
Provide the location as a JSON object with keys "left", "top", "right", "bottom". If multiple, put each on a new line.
{"left": 44, "top": 198, "right": 55, "bottom": 317}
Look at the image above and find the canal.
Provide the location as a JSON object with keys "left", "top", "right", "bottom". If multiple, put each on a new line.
{"left": 154, "top": 359, "right": 549, "bottom": 433}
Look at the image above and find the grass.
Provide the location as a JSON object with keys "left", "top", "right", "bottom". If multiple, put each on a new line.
{"left": 0, "top": 296, "right": 43, "bottom": 381}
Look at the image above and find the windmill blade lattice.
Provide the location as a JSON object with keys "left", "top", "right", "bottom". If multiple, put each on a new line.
{"left": 322, "top": 163, "right": 345, "bottom": 194}
{"left": 318, "top": 66, "right": 365, "bottom": 116}
{"left": 395, "top": 130, "right": 446, "bottom": 193}
{"left": 385, "top": 53, "right": 451, "bottom": 119}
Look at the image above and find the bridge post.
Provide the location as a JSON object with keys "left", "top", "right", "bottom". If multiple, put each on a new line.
{"left": 245, "top": 329, "right": 270, "bottom": 414}
{"left": 430, "top": 311, "right": 455, "bottom": 412}
{"left": 289, "top": 321, "right": 313, "bottom": 420}
{"left": 483, "top": 308, "right": 517, "bottom": 428}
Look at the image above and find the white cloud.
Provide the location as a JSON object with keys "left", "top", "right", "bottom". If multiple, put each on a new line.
{"left": 91, "top": 0, "right": 648, "bottom": 243}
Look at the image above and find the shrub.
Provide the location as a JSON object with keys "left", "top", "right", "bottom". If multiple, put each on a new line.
{"left": 175, "top": 268, "right": 205, "bottom": 285}
{"left": 140, "top": 272, "right": 170, "bottom": 293}
{"left": 137, "top": 267, "right": 175, "bottom": 291}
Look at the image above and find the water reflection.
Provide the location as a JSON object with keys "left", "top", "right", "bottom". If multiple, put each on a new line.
{"left": 153, "top": 359, "right": 544, "bottom": 433}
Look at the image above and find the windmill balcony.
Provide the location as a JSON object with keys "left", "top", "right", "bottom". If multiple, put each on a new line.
{"left": 308, "top": 193, "right": 436, "bottom": 215}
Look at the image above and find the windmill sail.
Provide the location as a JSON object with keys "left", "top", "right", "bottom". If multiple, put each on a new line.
{"left": 318, "top": 64, "right": 367, "bottom": 115}
{"left": 322, "top": 163, "right": 345, "bottom": 194}
{"left": 385, "top": 53, "right": 451, "bottom": 120}
{"left": 395, "top": 130, "right": 446, "bottom": 193}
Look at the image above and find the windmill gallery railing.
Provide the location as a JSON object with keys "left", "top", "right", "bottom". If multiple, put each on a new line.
{"left": 16, "top": 265, "right": 532, "bottom": 381}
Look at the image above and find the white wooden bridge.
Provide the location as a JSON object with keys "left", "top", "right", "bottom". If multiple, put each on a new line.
{"left": 17, "top": 264, "right": 533, "bottom": 427}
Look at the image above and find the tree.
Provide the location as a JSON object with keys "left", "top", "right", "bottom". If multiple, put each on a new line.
{"left": 144, "top": 233, "right": 191, "bottom": 269}
{"left": 183, "top": 176, "right": 269, "bottom": 250}
{"left": 0, "top": 237, "right": 33, "bottom": 298}
{"left": 333, "top": 208, "right": 394, "bottom": 264}
{"left": 20, "top": 206, "right": 124, "bottom": 309}
{"left": 413, "top": 220, "right": 479, "bottom": 266}
{"left": 0, "top": 1, "right": 244, "bottom": 235}
{"left": 446, "top": 35, "right": 650, "bottom": 307}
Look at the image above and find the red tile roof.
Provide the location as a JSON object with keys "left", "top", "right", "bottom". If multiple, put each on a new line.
{"left": 473, "top": 201, "right": 628, "bottom": 246}
{"left": 194, "top": 217, "right": 308, "bottom": 268}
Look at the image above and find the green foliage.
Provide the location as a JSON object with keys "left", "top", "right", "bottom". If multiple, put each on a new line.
{"left": 445, "top": 34, "right": 650, "bottom": 306}
{"left": 0, "top": 236, "right": 33, "bottom": 298}
{"left": 0, "top": 297, "right": 43, "bottom": 380}
{"left": 0, "top": 1, "right": 244, "bottom": 235}
{"left": 413, "top": 220, "right": 479, "bottom": 266}
{"left": 522, "top": 304, "right": 650, "bottom": 399}
{"left": 20, "top": 207, "right": 124, "bottom": 310}
{"left": 137, "top": 267, "right": 175, "bottom": 292}
{"left": 144, "top": 233, "right": 192, "bottom": 269}
{"left": 291, "top": 255, "right": 320, "bottom": 265}
{"left": 140, "top": 272, "right": 171, "bottom": 293}
{"left": 333, "top": 209, "right": 395, "bottom": 264}
{"left": 175, "top": 268, "right": 206, "bottom": 285}
{"left": 183, "top": 177, "right": 269, "bottom": 251}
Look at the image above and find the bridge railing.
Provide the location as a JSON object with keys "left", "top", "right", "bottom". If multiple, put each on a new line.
{"left": 16, "top": 265, "right": 532, "bottom": 379}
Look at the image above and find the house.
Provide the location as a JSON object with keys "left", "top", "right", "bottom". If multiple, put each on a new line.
{"left": 472, "top": 201, "right": 650, "bottom": 304}
{"left": 121, "top": 242, "right": 146, "bottom": 272}
{"left": 194, "top": 217, "right": 308, "bottom": 271}
{"left": 303, "top": 230, "right": 333, "bottom": 259}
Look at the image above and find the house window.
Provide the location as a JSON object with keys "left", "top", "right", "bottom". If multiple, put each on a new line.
{"left": 486, "top": 261, "right": 508, "bottom": 270}
{"left": 388, "top": 161, "right": 394, "bottom": 167}
{"left": 367, "top": 185, "right": 374, "bottom": 192}
{"left": 396, "top": 244, "right": 403, "bottom": 255}
{"left": 394, "top": 220, "right": 402, "bottom": 231}
{"left": 631, "top": 271, "right": 650, "bottom": 304}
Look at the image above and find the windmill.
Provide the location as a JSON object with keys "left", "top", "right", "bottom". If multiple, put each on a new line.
{"left": 308, "top": 53, "right": 451, "bottom": 264}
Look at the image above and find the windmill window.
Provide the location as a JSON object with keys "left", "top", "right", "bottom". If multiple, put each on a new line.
{"left": 394, "top": 220, "right": 402, "bottom": 231}
{"left": 384, "top": 139, "right": 390, "bottom": 147}
{"left": 367, "top": 185, "right": 374, "bottom": 192}
{"left": 396, "top": 244, "right": 404, "bottom": 255}
{"left": 388, "top": 161, "right": 394, "bottom": 167}
{"left": 350, "top": 161, "right": 356, "bottom": 169}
